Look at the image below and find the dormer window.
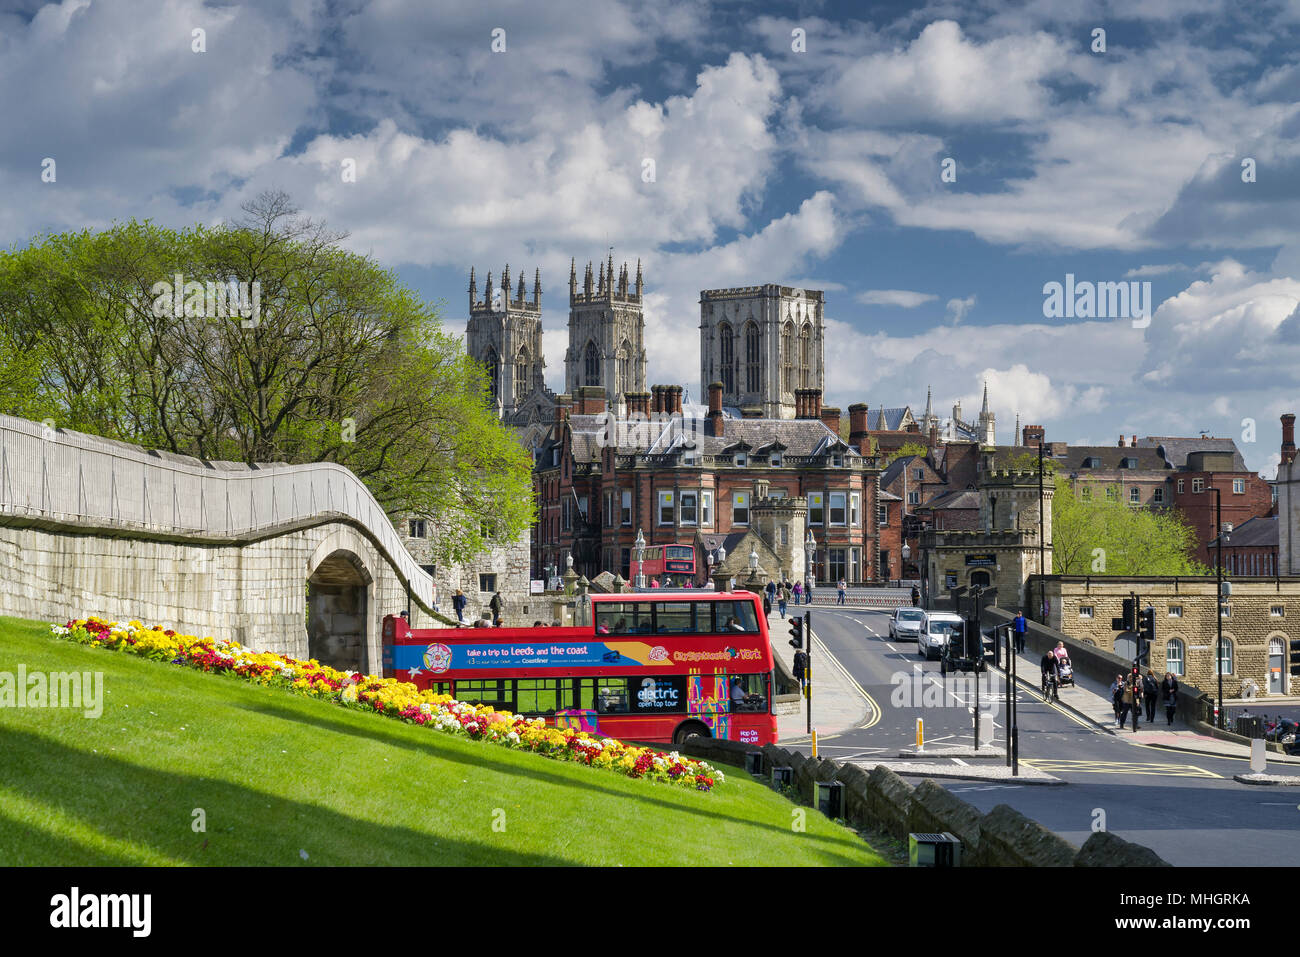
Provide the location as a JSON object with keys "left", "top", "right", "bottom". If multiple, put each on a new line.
{"left": 770, "top": 453, "right": 782, "bottom": 467}
{"left": 1082, "top": 456, "right": 1101, "bottom": 469}
{"left": 683, "top": 449, "right": 698, "bottom": 466}
{"left": 832, "top": 454, "right": 843, "bottom": 467}
{"left": 1120, "top": 457, "right": 1138, "bottom": 469}
{"left": 734, "top": 452, "right": 747, "bottom": 467}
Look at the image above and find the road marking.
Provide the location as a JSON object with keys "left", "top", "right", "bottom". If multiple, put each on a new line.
{"left": 950, "top": 785, "right": 1023, "bottom": 792}
{"left": 1022, "top": 758, "right": 1222, "bottom": 779}
{"left": 951, "top": 758, "right": 969, "bottom": 766}
{"left": 809, "top": 628, "right": 882, "bottom": 731}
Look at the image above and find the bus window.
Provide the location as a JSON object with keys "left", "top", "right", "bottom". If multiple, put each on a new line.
{"left": 726, "top": 673, "right": 767, "bottom": 713}
{"left": 595, "top": 602, "right": 652, "bottom": 635}
{"left": 653, "top": 602, "right": 698, "bottom": 633}
{"left": 515, "top": 679, "right": 574, "bottom": 716}
{"left": 714, "top": 600, "right": 759, "bottom": 633}
{"left": 454, "top": 679, "right": 513, "bottom": 711}
{"left": 588, "top": 677, "right": 629, "bottom": 714}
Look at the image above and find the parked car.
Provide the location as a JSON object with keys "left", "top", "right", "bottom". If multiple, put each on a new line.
{"left": 917, "top": 611, "right": 964, "bottom": 662}
{"left": 889, "top": 607, "right": 926, "bottom": 641}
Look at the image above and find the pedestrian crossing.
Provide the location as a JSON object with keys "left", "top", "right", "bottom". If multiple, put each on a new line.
{"left": 1021, "top": 758, "right": 1222, "bottom": 778}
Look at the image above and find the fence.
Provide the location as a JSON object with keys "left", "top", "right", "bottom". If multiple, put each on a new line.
{"left": 0, "top": 414, "right": 433, "bottom": 607}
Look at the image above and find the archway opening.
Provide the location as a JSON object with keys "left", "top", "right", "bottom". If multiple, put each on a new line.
{"left": 307, "top": 550, "right": 371, "bottom": 673}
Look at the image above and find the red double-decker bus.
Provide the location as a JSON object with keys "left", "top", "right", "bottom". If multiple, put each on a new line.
{"left": 382, "top": 590, "right": 777, "bottom": 746}
{"left": 630, "top": 544, "right": 696, "bottom": 585}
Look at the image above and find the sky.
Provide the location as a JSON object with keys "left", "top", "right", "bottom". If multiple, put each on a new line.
{"left": 2, "top": 0, "right": 1299, "bottom": 476}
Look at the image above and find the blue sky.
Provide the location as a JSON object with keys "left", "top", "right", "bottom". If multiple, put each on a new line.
{"left": 2, "top": 0, "right": 1299, "bottom": 474}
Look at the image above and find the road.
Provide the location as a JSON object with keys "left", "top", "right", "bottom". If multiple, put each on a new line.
{"left": 786, "top": 606, "right": 1300, "bottom": 867}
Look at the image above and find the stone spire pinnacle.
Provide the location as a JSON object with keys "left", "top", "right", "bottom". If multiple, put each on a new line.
{"left": 469, "top": 266, "right": 477, "bottom": 311}
{"left": 534, "top": 267, "right": 542, "bottom": 307}
{"left": 635, "top": 258, "right": 643, "bottom": 296}
{"left": 981, "top": 380, "right": 990, "bottom": 415}
{"left": 569, "top": 258, "right": 577, "bottom": 297}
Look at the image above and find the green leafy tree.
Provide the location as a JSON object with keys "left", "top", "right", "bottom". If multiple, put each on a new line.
{"left": 0, "top": 192, "right": 531, "bottom": 563}
{"left": 1052, "top": 476, "right": 1210, "bottom": 576}
{"left": 882, "top": 440, "right": 930, "bottom": 465}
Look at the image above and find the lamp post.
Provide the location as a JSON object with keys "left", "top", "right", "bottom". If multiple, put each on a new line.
{"left": 634, "top": 528, "right": 646, "bottom": 590}
{"left": 1206, "top": 485, "right": 1224, "bottom": 727}
{"left": 901, "top": 542, "right": 911, "bottom": 585}
{"left": 805, "top": 527, "right": 816, "bottom": 603}
{"left": 747, "top": 546, "right": 760, "bottom": 591}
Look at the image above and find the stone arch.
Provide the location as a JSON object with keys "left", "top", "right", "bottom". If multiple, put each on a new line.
{"left": 514, "top": 346, "right": 529, "bottom": 403}
{"left": 306, "top": 531, "right": 377, "bottom": 674}
{"left": 744, "top": 321, "right": 761, "bottom": 394}
{"left": 799, "top": 322, "right": 812, "bottom": 387}
{"left": 483, "top": 345, "right": 500, "bottom": 402}
{"left": 968, "top": 569, "right": 991, "bottom": 588}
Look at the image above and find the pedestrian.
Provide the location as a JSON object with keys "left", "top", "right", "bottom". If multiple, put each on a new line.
{"left": 792, "top": 580, "right": 802, "bottom": 605}
{"left": 452, "top": 588, "right": 467, "bottom": 624}
{"left": 910, "top": 585, "right": 920, "bottom": 607}
{"left": 763, "top": 592, "right": 772, "bottom": 617}
{"left": 778, "top": 582, "right": 789, "bottom": 619}
{"left": 1161, "top": 671, "right": 1180, "bottom": 726}
{"left": 837, "top": 578, "right": 847, "bottom": 605}
{"left": 650, "top": 577, "right": 660, "bottom": 589}
{"left": 1125, "top": 672, "right": 1142, "bottom": 731}
{"left": 489, "top": 589, "right": 503, "bottom": 627}
{"left": 1110, "top": 673, "right": 1126, "bottom": 727}
{"left": 1041, "top": 648, "right": 1061, "bottom": 701}
{"left": 1142, "top": 669, "right": 1160, "bottom": 723}
{"left": 803, "top": 579, "right": 812, "bottom": 604}
{"left": 1013, "top": 609, "right": 1027, "bottom": 654}
{"left": 792, "top": 648, "right": 808, "bottom": 689}
{"left": 766, "top": 579, "right": 777, "bottom": 602}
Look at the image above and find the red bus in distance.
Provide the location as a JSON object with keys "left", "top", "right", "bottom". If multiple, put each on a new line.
{"left": 630, "top": 544, "right": 696, "bottom": 585}
{"left": 382, "top": 591, "right": 776, "bottom": 746}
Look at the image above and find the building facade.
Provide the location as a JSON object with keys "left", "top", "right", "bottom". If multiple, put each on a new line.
{"left": 466, "top": 265, "right": 546, "bottom": 419}
{"left": 564, "top": 255, "right": 647, "bottom": 408}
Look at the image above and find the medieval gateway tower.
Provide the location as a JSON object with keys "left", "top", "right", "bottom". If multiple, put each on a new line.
{"left": 698, "top": 284, "right": 825, "bottom": 419}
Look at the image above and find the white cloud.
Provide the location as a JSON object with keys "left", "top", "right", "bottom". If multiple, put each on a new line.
{"left": 856, "top": 289, "right": 938, "bottom": 308}
{"left": 945, "top": 294, "right": 976, "bottom": 324}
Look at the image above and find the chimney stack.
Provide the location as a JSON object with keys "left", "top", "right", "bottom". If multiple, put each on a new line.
{"left": 1118, "top": 435, "right": 1125, "bottom": 447}
{"left": 708, "top": 382, "right": 724, "bottom": 438}
{"left": 1283, "top": 413, "right": 1297, "bottom": 465}
{"left": 668, "top": 385, "right": 683, "bottom": 415}
{"left": 575, "top": 386, "right": 606, "bottom": 416}
{"left": 848, "top": 403, "right": 870, "bottom": 453}
{"left": 554, "top": 393, "right": 573, "bottom": 427}
{"left": 1022, "top": 424, "right": 1045, "bottom": 448}
{"left": 821, "top": 406, "right": 841, "bottom": 435}
{"left": 1132, "top": 435, "right": 1137, "bottom": 447}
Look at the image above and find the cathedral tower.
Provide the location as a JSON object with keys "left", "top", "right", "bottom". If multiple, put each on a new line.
{"left": 466, "top": 265, "right": 545, "bottom": 418}
{"left": 564, "top": 253, "right": 646, "bottom": 407}
{"left": 699, "top": 284, "right": 825, "bottom": 419}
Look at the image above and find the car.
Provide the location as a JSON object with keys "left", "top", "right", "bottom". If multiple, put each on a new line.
{"left": 889, "top": 607, "right": 926, "bottom": 641}
{"left": 917, "top": 611, "right": 964, "bottom": 662}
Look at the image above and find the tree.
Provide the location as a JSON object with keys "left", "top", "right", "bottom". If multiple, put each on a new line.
{"left": 882, "top": 441, "right": 930, "bottom": 465}
{"left": 1052, "top": 476, "right": 1210, "bottom": 576}
{"left": 1003, "top": 450, "right": 1058, "bottom": 475}
{"left": 0, "top": 192, "right": 532, "bottom": 563}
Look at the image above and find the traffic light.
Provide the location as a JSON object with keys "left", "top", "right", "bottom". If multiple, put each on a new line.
{"left": 1135, "top": 607, "right": 1155, "bottom": 666}
{"left": 788, "top": 616, "right": 803, "bottom": 650}
{"left": 1290, "top": 639, "right": 1300, "bottom": 677}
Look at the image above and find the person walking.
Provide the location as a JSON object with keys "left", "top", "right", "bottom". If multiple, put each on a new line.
{"left": 1161, "top": 671, "right": 1180, "bottom": 726}
{"left": 837, "top": 579, "right": 847, "bottom": 605}
{"left": 1110, "top": 673, "right": 1126, "bottom": 727}
{"left": 1123, "top": 672, "right": 1143, "bottom": 731}
{"left": 792, "top": 580, "right": 802, "bottom": 605}
{"left": 1040, "top": 648, "right": 1061, "bottom": 701}
{"left": 766, "top": 579, "right": 777, "bottom": 603}
{"left": 778, "top": 582, "right": 789, "bottom": 619}
{"left": 489, "top": 589, "right": 503, "bottom": 627}
{"left": 762, "top": 591, "right": 772, "bottom": 618}
{"left": 803, "top": 579, "right": 812, "bottom": 604}
{"left": 792, "top": 647, "right": 808, "bottom": 692}
{"left": 1013, "top": 609, "right": 1028, "bottom": 655}
{"left": 452, "top": 589, "right": 467, "bottom": 624}
{"left": 1142, "top": 669, "right": 1160, "bottom": 723}
{"left": 910, "top": 585, "right": 921, "bottom": 607}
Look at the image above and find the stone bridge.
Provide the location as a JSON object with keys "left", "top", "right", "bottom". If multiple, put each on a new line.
{"left": 0, "top": 414, "right": 435, "bottom": 674}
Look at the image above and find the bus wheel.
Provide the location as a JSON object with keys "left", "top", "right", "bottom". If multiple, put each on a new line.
{"left": 673, "top": 721, "right": 710, "bottom": 745}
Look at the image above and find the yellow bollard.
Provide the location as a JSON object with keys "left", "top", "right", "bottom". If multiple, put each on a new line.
{"left": 811, "top": 728, "right": 818, "bottom": 756}
{"left": 916, "top": 717, "right": 924, "bottom": 751}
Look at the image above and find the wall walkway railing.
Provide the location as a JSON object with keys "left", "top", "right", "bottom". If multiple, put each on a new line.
{"left": 0, "top": 414, "right": 433, "bottom": 607}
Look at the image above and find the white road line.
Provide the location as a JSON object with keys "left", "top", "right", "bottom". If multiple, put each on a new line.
{"left": 951, "top": 758, "right": 969, "bottom": 766}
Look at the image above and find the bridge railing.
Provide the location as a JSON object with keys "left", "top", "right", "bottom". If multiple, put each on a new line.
{"left": 0, "top": 414, "right": 433, "bottom": 607}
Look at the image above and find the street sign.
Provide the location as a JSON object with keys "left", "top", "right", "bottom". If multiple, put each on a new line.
{"left": 965, "top": 553, "right": 996, "bottom": 566}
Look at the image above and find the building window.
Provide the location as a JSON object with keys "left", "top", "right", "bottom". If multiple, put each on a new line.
{"left": 584, "top": 340, "right": 600, "bottom": 387}
{"left": 733, "top": 490, "right": 749, "bottom": 525}
{"left": 562, "top": 499, "right": 571, "bottom": 531}
{"left": 1166, "top": 638, "right": 1184, "bottom": 676}
{"left": 770, "top": 452, "right": 782, "bottom": 466}
{"left": 701, "top": 490, "right": 712, "bottom": 526}
{"left": 680, "top": 491, "right": 698, "bottom": 526}
{"left": 1081, "top": 487, "right": 1092, "bottom": 501}
{"left": 421, "top": 563, "right": 436, "bottom": 577}
{"left": 850, "top": 492, "right": 860, "bottom": 526}
{"left": 1105, "top": 487, "right": 1116, "bottom": 501}
{"left": 1177, "top": 479, "right": 1184, "bottom": 493}
{"left": 878, "top": 504, "right": 888, "bottom": 526}
{"left": 1271, "top": 605, "right": 1284, "bottom": 618}
{"left": 907, "top": 491, "right": 920, "bottom": 506}
{"left": 719, "top": 323, "right": 735, "bottom": 394}
{"left": 408, "top": 518, "right": 426, "bottom": 538}
{"left": 809, "top": 491, "right": 824, "bottom": 525}
{"left": 578, "top": 496, "right": 588, "bottom": 521}
{"left": 781, "top": 321, "right": 793, "bottom": 394}
{"left": 829, "top": 548, "right": 847, "bottom": 584}
{"left": 832, "top": 454, "right": 843, "bottom": 468}
{"left": 1153, "top": 487, "right": 1164, "bottom": 504}
{"left": 1168, "top": 605, "right": 1182, "bottom": 618}
{"left": 1192, "top": 478, "right": 1204, "bottom": 494}
{"left": 830, "top": 492, "right": 847, "bottom": 526}
{"left": 658, "top": 491, "right": 674, "bottom": 526}
{"left": 479, "top": 573, "right": 497, "bottom": 593}
{"left": 913, "top": 468, "right": 923, "bottom": 481}
{"left": 799, "top": 323, "right": 811, "bottom": 388}
{"left": 1079, "top": 606, "right": 1094, "bottom": 619}
{"left": 745, "top": 322, "right": 761, "bottom": 394}
{"left": 1233, "top": 478, "right": 1245, "bottom": 494}
{"left": 621, "top": 490, "right": 632, "bottom": 526}
{"left": 781, "top": 526, "right": 789, "bottom": 546}
{"left": 734, "top": 452, "right": 747, "bottom": 467}
{"left": 1129, "top": 487, "right": 1139, "bottom": 503}
{"left": 1217, "top": 638, "right": 1234, "bottom": 675}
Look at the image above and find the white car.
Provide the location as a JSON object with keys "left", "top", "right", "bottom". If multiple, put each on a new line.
{"left": 889, "top": 607, "right": 926, "bottom": 641}
{"left": 917, "top": 612, "right": 964, "bottom": 661}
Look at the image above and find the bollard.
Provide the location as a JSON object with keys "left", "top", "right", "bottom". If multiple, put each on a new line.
{"left": 979, "top": 711, "right": 995, "bottom": 745}
{"left": 916, "top": 717, "right": 924, "bottom": 751}
{"left": 1251, "top": 738, "right": 1267, "bottom": 774}
{"left": 811, "top": 728, "right": 818, "bottom": 757}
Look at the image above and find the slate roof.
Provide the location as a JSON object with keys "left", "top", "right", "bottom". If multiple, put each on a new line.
{"left": 555, "top": 413, "right": 851, "bottom": 465}
{"left": 880, "top": 454, "right": 936, "bottom": 487}
{"left": 1056, "top": 446, "right": 1170, "bottom": 472}
{"left": 1209, "top": 515, "right": 1277, "bottom": 549}
{"left": 919, "top": 489, "right": 980, "bottom": 510}
{"left": 1136, "top": 436, "right": 1248, "bottom": 471}
{"left": 873, "top": 407, "right": 915, "bottom": 431}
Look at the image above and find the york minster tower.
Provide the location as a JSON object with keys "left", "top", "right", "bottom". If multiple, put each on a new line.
{"left": 699, "top": 284, "right": 825, "bottom": 419}
{"left": 466, "top": 265, "right": 545, "bottom": 418}
{"left": 564, "top": 253, "right": 647, "bottom": 409}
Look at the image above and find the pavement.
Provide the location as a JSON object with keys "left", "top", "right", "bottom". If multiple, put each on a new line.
{"left": 998, "top": 643, "right": 1300, "bottom": 767}
{"left": 766, "top": 606, "right": 872, "bottom": 743}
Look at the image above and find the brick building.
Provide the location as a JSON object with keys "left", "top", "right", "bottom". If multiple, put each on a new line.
{"left": 1209, "top": 516, "right": 1278, "bottom": 577}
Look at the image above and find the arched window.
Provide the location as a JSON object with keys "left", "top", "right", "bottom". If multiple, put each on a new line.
{"left": 1216, "top": 638, "right": 1234, "bottom": 676}
{"left": 719, "top": 323, "right": 735, "bottom": 394}
{"left": 584, "top": 340, "right": 600, "bottom": 387}
{"left": 744, "top": 322, "right": 761, "bottom": 394}
{"left": 515, "top": 347, "right": 529, "bottom": 403}
{"left": 1165, "top": 638, "right": 1184, "bottom": 676}
{"left": 799, "top": 323, "right": 812, "bottom": 388}
{"left": 484, "top": 345, "right": 500, "bottom": 401}
{"left": 781, "top": 321, "right": 794, "bottom": 394}
{"left": 618, "top": 339, "right": 632, "bottom": 394}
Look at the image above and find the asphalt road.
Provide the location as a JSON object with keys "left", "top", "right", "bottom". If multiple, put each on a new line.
{"left": 788, "top": 606, "right": 1300, "bottom": 867}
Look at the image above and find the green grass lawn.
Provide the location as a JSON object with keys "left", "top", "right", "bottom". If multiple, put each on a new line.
{"left": 0, "top": 616, "right": 885, "bottom": 866}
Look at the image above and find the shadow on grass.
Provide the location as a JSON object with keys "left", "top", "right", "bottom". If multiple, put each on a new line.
{"left": 232, "top": 695, "right": 878, "bottom": 865}
{"left": 0, "top": 725, "right": 575, "bottom": 867}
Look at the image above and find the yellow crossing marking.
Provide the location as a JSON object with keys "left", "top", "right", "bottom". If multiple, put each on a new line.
{"left": 1021, "top": 758, "right": 1221, "bottom": 779}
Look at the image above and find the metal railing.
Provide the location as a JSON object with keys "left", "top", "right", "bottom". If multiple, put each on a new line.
{"left": 0, "top": 414, "right": 433, "bottom": 607}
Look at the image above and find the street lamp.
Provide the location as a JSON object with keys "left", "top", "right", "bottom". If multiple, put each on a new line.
{"left": 749, "top": 547, "right": 759, "bottom": 573}
{"left": 634, "top": 528, "right": 646, "bottom": 590}
{"left": 1205, "top": 485, "right": 1226, "bottom": 727}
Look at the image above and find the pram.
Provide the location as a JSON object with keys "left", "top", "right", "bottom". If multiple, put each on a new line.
{"left": 1056, "top": 655, "right": 1075, "bottom": 688}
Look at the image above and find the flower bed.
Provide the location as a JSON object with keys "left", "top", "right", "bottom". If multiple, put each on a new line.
{"left": 51, "top": 618, "right": 722, "bottom": 791}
